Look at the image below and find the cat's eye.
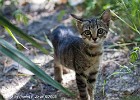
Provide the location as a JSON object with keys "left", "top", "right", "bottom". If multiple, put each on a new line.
{"left": 97, "top": 28, "right": 104, "bottom": 34}
{"left": 84, "top": 30, "right": 91, "bottom": 36}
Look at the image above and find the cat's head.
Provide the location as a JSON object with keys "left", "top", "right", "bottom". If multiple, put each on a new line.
{"left": 71, "top": 9, "right": 111, "bottom": 46}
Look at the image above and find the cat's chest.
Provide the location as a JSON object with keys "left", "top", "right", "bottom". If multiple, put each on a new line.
{"left": 81, "top": 54, "right": 102, "bottom": 75}
{"left": 82, "top": 47, "right": 102, "bottom": 63}
{"left": 75, "top": 48, "right": 102, "bottom": 72}
{"left": 85, "top": 54, "right": 101, "bottom": 67}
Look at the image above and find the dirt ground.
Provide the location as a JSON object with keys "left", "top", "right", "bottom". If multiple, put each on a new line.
{"left": 0, "top": 1, "right": 140, "bottom": 100}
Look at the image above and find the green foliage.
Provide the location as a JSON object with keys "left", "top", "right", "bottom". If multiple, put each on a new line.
{"left": 122, "top": 96, "right": 140, "bottom": 100}
{"left": 116, "top": 0, "right": 140, "bottom": 35}
{"left": 0, "top": 0, "right": 4, "bottom": 7}
{"left": 0, "top": 0, "right": 18, "bottom": 7}
{"left": 102, "top": 61, "right": 136, "bottom": 95}
{"left": 0, "top": 14, "right": 48, "bottom": 55}
{"left": 79, "top": 1, "right": 140, "bottom": 97}
{"left": 0, "top": 93, "right": 4, "bottom": 100}
{"left": 130, "top": 47, "right": 140, "bottom": 63}
{"left": 110, "top": 10, "right": 140, "bottom": 34}
{"left": 57, "top": 10, "right": 66, "bottom": 21}
{"left": 0, "top": 0, "right": 28, "bottom": 25}
{"left": 118, "top": 0, "right": 140, "bottom": 29}
{"left": 83, "top": 0, "right": 97, "bottom": 16}
{"left": 82, "top": 0, "right": 119, "bottom": 17}
{"left": 0, "top": 11, "right": 74, "bottom": 96}
{"left": 0, "top": 38, "right": 73, "bottom": 96}
{"left": 13, "top": 10, "right": 29, "bottom": 25}
{"left": 102, "top": 80, "right": 106, "bottom": 96}
{"left": 4, "top": 26, "right": 27, "bottom": 50}
{"left": 106, "top": 64, "right": 132, "bottom": 80}
{"left": 82, "top": 0, "right": 140, "bottom": 34}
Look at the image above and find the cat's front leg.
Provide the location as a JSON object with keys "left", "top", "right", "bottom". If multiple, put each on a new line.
{"left": 76, "top": 73, "right": 90, "bottom": 100}
{"left": 87, "top": 83, "right": 94, "bottom": 100}
{"left": 87, "top": 71, "right": 98, "bottom": 100}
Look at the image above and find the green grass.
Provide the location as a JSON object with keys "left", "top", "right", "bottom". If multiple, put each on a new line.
{"left": 0, "top": 13, "right": 74, "bottom": 97}
{"left": 122, "top": 96, "right": 140, "bottom": 100}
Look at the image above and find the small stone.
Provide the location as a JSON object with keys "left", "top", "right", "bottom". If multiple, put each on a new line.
{"left": 113, "top": 52, "right": 120, "bottom": 58}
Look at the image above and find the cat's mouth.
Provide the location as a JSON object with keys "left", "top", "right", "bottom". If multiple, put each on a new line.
{"left": 91, "top": 38, "right": 103, "bottom": 45}
{"left": 92, "top": 42, "right": 99, "bottom": 45}
{"left": 88, "top": 41, "right": 100, "bottom": 46}
{"left": 84, "top": 38, "right": 102, "bottom": 46}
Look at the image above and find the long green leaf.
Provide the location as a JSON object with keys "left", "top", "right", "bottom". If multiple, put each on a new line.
{"left": 0, "top": 38, "right": 74, "bottom": 96}
{"left": 110, "top": 10, "right": 140, "bottom": 34}
{"left": 0, "top": 93, "right": 5, "bottom": 100}
{"left": 4, "top": 26, "right": 19, "bottom": 43}
{"left": 0, "top": 14, "right": 48, "bottom": 54}
{"left": 4, "top": 26, "right": 28, "bottom": 50}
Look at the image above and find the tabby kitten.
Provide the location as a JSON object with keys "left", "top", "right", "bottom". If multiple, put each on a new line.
{"left": 50, "top": 9, "right": 111, "bottom": 100}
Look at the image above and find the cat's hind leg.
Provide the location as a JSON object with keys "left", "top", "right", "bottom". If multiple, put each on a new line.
{"left": 54, "top": 61, "right": 63, "bottom": 83}
{"left": 62, "top": 67, "right": 70, "bottom": 74}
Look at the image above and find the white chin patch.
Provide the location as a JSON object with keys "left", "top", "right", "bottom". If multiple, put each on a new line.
{"left": 88, "top": 41, "right": 99, "bottom": 46}
{"left": 85, "top": 39, "right": 102, "bottom": 46}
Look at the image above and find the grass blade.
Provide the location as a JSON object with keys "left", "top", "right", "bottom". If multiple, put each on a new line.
{"left": 0, "top": 38, "right": 74, "bottom": 96}
{"left": 110, "top": 10, "right": 140, "bottom": 34}
{"left": 0, "top": 14, "right": 48, "bottom": 54}
{"left": 4, "top": 26, "right": 28, "bottom": 50}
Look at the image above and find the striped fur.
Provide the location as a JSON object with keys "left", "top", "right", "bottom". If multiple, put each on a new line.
{"left": 50, "top": 10, "right": 111, "bottom": 100}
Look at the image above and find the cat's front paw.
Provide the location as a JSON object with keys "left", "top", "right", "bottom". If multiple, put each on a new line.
{"left": 63, "top": 67, "right": 71, "bottom": 74}
{"left": 55, "top": 78, "right": 62, "bottom": 84}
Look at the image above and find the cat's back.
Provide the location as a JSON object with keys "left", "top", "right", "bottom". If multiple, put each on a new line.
{"left": 50, "top": 26, "right": 83, "bottom": 68}
{"left": 50, "top": 26, "right": 74, "bottom": 42}
{"left": 50, "top": 25, "right": 82, "bottom": 49}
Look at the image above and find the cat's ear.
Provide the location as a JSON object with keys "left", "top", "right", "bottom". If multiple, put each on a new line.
{"left": 71, "top": 14, "right": 84, "bottom": 22}
{"left": 100, "top": 9, "right": 111, "bottom": 26}
{"left": 71, "top": 14, "right": 83, "bottom": 32}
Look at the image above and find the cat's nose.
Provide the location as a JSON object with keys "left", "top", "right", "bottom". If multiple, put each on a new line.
{"left": 92, "top": 38, "right": 97, "bottom": 41}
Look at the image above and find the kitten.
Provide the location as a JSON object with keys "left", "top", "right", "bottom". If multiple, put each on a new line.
{"left": 49, "top": 9, "right": 111, "bottom": 100}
